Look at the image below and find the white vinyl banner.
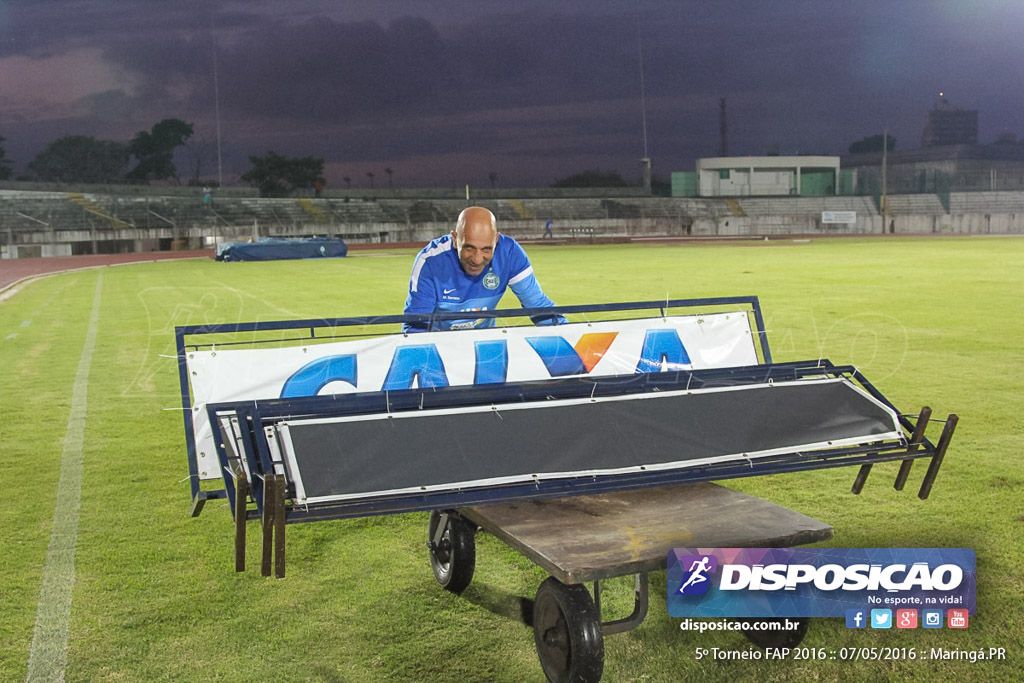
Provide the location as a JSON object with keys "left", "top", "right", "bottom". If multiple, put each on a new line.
{"left": 186, "top": 313, "right": 757, "bottom": 478}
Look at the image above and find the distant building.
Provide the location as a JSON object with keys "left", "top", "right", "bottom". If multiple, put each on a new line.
{"left": 921, "top": 95, "right": 978, "bottom": 147}
{"left": 673, "top": 156, "right": 842, "bottom": 197}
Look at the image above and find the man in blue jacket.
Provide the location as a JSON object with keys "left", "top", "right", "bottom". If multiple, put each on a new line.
{"left": 403, "top": 206, "right": 565, "bottom": 332}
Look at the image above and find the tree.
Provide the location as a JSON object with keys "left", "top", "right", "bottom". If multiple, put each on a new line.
{"left": 25, "top": 135, "right": 130, "bottom": 183}
{"left": 126, "top": 118, "right": 194, "bottom": 183}
{"left": 241, "top": 151, "right": 325, "bottom": 197}
{"left": 650, "top": 175, "right": 671, "bottom": 197}
{"left": 182, "top": 134, "right": 220, "bottom": 187}
{"left": 848, "top": 134, "right": 897, "bottom": 154}
{"left": 551, "top": 169, "right": 629, "bottom": 188}
{"left": 0, "top": 136, "right": 13, "bottom": 180}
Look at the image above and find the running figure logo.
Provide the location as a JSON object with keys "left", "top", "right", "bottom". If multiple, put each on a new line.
{"left": 677, "top": 554, "right": 718, "bottom": 596}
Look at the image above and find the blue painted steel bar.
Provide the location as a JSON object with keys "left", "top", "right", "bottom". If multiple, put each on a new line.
{"left": 176, "top": 296, "right": 764, "bottom": 338}
{"left": 208, "top": 359, "right": 837, "bottom": 425}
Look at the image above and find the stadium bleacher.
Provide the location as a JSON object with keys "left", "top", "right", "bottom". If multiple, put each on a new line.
{"left": 4, "top": 187, "right": 1024, "bottom": 258}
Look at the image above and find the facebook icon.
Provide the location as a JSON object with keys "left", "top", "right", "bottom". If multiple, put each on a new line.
{"left": 845, "top": 609, "right": 867, "bottom": 629}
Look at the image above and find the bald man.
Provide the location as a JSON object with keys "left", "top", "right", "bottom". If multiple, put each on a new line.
{"left": 403, "top": 206, "right": 565, "bottom": 332}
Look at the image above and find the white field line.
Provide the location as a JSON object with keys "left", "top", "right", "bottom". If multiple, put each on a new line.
{"left": 25, "top": 273, "right": 102, "bottom": 682}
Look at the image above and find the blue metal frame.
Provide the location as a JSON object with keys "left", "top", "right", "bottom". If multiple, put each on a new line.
{"left": 206, "top": 360, "right": 939, "bottom": 524}
{"left": 175, "top": 296, "right": 772, "bottom": 511}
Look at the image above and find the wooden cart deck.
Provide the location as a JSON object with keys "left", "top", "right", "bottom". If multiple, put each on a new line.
{"left": 461, "top": 482, "right": 833, "bottom": 585}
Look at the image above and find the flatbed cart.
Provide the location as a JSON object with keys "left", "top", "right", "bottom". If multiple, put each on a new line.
{"left": 427, "top": 482, "right": 833, "bottom": 683}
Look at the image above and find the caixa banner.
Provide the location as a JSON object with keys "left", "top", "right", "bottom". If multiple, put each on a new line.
{"left": 186, "top": 313, "right": 756, "bottom": 479}
{"left": 667, "top": 548, "right": 976, "bottom": 618}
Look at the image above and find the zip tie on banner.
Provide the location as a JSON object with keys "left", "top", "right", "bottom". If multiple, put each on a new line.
{"left": 159, "top": 354, "right": 179, "bottom": 359}
{"left": 491, "top": 405, "right": 503, "bottom": 420}
{"left": 590, "top": 383, "right": 597, "bottom": 401}
{"left": 162, "top": 407, "right": 190, "bottom": 411}
{"left": 686, "top": 373, "right": 693, "bottom": 392}
{"left": 419, "top": 393, "right": 424, "bottom": 410}
{"left": 741, "top": 453, "right": 754, "bottom": 468}
{"left": 386, "top": 390, "right": 394, "bottom": 424}
{"left": 178, "top": 475, "right": 197, "bottom": 483}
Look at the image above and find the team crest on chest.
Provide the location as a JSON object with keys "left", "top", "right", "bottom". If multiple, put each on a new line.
{"left": 483, "top": 272, "right": 500, "bottom": 290}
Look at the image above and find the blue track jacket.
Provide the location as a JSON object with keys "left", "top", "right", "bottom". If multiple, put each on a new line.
{"left": 403, "top": 233, "right": 564, "bottom": 331}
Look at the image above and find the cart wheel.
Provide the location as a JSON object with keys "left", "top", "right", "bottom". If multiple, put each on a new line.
{"left": 532, "top": 577, "right": 604, "bottom": 683}
{"left": 741, "top": 617, "right": 810, "bottom": 649}
{"left": 427, "top": 511, "right": 475, "bottom": 594}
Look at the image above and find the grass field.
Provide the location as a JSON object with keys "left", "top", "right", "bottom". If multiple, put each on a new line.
{"left": 1, "top": 236, "right": 1022, "bottom": 682}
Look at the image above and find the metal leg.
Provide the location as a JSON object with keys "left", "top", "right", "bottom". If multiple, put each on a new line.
{"left": 595, "top": 573, "right": 650, "bottom": 636}
{"left": 919, "top": 414, "right": 959, "bottom": 500}
{"left": 261, "top": 475, "right": 275, "bottom": 577}
{"left": 851, "top": 464, "right": 873, "bottom": 495}
{"left": 273, "top": 474, "right": 286, "bottom": 579}
{"left": 234, "top": 468, "right": 248, "bottom": 573}
{"left": 894, "top": 406, "right": 931, "bottom": 490}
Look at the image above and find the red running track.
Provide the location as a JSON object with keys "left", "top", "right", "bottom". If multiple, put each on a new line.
{"left": 0, "top": 250, "right": 212, "bottom": 292}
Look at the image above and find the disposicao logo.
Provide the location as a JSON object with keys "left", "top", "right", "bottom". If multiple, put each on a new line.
{"left": 667, "top": 548, "right": 976, "bottom": 618}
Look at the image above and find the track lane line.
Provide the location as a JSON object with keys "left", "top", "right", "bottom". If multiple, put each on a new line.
{"left": 25, "top": 273, "right": 102, "bottom": 682}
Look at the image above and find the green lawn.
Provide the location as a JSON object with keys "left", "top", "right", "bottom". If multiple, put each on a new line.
{"left": 1, "top": 237, "right": 1021, "bottom": 681}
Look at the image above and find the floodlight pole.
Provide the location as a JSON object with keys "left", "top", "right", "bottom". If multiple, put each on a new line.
{"left": 211, "top": 6, "right": 224, "bottom": 187}
{"left": 637, "top": 8, "right": 651, "bottom": 193}
{"left": 881, "top": 128, "right": 888, "bottom": 234}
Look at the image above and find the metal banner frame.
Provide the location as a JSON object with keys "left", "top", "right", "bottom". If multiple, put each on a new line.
{"left": 175, "top": 296, "right": 772, "bottom": 514}
{"left": 206, "top": 359, "right": 955, "bottom": 529}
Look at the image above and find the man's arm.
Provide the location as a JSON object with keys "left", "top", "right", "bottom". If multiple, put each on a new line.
{"left": 506, "top": 241, "right": 566, "bottom": 325}
{"left": 402, "top": 257, "right": 436, "bottom": 332}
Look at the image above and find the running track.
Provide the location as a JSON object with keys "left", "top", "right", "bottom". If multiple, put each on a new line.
{"left": 0, "top": 251, "right": 212, "bottom": 292}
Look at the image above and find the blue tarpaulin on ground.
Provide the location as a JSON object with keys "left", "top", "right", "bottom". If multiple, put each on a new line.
{"left": 216, "top": 237, "right": 348, "bottom": 262}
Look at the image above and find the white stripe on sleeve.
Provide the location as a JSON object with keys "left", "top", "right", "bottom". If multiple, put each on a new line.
{"left": 508, "top": 265, "right": 534, "bottom": 286}
{"left": 410, "top": 240, "right": 451, "bottom": 292}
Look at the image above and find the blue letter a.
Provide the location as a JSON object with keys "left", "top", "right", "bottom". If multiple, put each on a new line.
{"left": 281, "top": 354, "right": 357, "bottom": 398}
{"left": 635, "top": 330, "right": 692, "bottom": 373}
{"left": 526, "top": 337, "right": 586, "bottom": 377}
{"left": 382, "top": 344, "right": 450, "bottom": 390}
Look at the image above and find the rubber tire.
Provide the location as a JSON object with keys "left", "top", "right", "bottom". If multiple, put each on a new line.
{"left": 741, "top": 617, "right": 810, "bottom": 649}
{"left": 428, "top": 511, "right": 475, "bottom": 594}
{"left": 532, "top": 577, "right": 604, "bottom": 683}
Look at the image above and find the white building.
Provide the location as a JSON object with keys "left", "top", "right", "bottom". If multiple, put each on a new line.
{"left": 695, "top": 156, "right": 841, "bottom": 197}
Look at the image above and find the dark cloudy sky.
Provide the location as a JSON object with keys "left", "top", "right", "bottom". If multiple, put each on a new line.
{"left": 2, "top": 0, "right": 1022, "bottom": 188}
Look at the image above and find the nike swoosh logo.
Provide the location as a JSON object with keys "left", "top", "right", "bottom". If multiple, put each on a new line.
{"left": 443, "top": 288, "right": 456, "bottom": 294}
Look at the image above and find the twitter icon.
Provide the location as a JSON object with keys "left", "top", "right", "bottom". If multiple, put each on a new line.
{"left": 870, "top": 609, "right": 892, "bottom": 629}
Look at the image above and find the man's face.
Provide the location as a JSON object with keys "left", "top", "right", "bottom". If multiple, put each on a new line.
{"left": 453, "top": 221, "right": 496, "bottom": 276}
